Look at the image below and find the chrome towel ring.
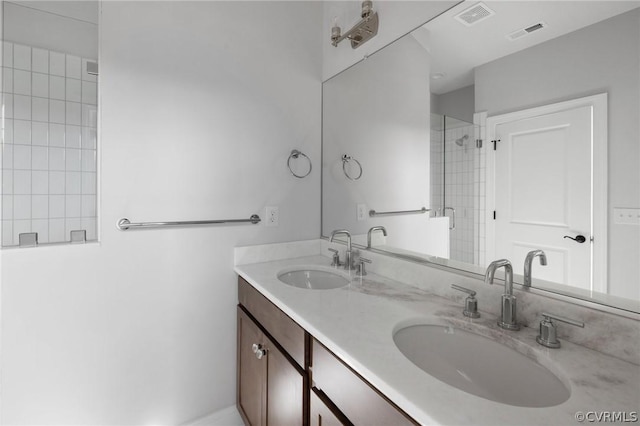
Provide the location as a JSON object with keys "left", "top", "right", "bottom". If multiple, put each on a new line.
{"left": 342, "top": 154, "right": 362, "bottom": 180}
{"left": 287, "top": 149, "right": 312, "bottom": 178}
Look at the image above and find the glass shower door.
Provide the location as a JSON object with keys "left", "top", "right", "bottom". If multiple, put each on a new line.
{"left": 430, "top": 114, "right": 480, "bottom": 264}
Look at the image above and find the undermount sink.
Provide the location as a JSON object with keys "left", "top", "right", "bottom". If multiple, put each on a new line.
{"left": 393, "top": 323, "right": 570, "bottom": 407}
{"left": 277, "top": 267, "right": 350, "bottom": 290}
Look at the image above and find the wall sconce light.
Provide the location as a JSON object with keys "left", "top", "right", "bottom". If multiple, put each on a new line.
{"left": 331, "top": 1, "right": 379, "bottom": 49}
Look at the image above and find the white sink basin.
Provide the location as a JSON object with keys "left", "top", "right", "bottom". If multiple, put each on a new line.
{"left": 277, "top": 267, "right": 350, "bottom": 290}
{"left": 393, "top": 323, "right": 570, "bottom": 407}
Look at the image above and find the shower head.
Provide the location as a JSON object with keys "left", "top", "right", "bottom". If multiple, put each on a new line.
{"left": 455, "top": 134, "right": 469, "bottom": 146}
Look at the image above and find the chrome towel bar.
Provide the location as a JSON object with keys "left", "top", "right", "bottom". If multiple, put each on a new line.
{"left": 369, "top": 207, "right": 430, "bottom": 217}
{"left": 117, "top": 214, "right": 261, "bottom": 230}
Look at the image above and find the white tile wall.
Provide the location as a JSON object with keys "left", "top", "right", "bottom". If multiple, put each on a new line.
{"left": 49, "top": 76, "right": 65, "bottom": 100}
{"left": 32, "top": 171, "right": 48, "bottom": 194}
{"left": 431, "top": 118, "right": 478, "bottom": 264}
{"left": 13, "top": 45, "right": 31, "bottom": 71}
{"left": 32, "top": 122, "right": 48, "bottom": 146}
{"left": 32, "top": 48, "right": 48, "bottom": 74}
{"left": 14, "top": 95, "right": 31, "bottom": 120}
{"left": 49, "top": 124, "right": 65, "bottom": 147}
{"left": 1, "top": 42, "right": 98, "bottom": 246}
{"left": 3, "top": 42, "right": 13, "bottom": 68}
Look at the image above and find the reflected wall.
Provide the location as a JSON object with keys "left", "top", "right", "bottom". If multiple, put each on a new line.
{"left": 1, "top": 1, "right": 98, "bottom": 246}
{"left": 322, "top": 34, "right": 450, "bottom": 255}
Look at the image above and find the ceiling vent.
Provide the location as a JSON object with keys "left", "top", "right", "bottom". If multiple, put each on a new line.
{"left": 454, "top": 2, "right": 496, "bottom": 27}
{"left": 507, "top": 21, "right": 548, "bottom": 41}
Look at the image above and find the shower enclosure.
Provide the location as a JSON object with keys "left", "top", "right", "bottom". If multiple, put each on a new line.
{"left": 1, "top": 2, "right": 99, "bottom": 247}
{"left": 430, "top": 114, "right": 482, "bottom": 264}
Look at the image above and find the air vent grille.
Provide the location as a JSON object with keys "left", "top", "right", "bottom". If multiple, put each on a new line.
{"left": 507, "top": 21, "right": 548, "bottom": 41}
{"left": 525, "top": 23, "right": 545, "bottom": 33}
{"left": 454, "top": 2, "right": 496, "bottom": 27}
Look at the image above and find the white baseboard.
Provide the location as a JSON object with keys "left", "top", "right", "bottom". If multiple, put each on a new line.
{"left": 182, "top": 405, "right": 243, "bottom": 426}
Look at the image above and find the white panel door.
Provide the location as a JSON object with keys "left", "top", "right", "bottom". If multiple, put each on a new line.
{"left": 493, "top": 106, "right": 592, "bottom": 289}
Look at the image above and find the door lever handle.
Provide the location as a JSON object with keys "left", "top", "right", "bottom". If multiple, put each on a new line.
{"left": 563, "top": 235, "right": 586, "bottom": 243}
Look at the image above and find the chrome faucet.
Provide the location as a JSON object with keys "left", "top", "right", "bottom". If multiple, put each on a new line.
{"left": 524, "top": 250, "right": 547, "bottom": 287}
{"left": 485, "top": 259, "right": 520, "bottom": 330}
{"left": 367, "top": 226, "right": 387, "bottom": 248}
{"left": 330, "top": 229, "right": 355, "bottom": 270}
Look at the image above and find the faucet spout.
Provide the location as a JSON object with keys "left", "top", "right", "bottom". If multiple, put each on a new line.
{"left": 485, "top": 259, "right": 519, "bottom": 330}
{"left": 524, "top": 250, "right": 547, "bottom": 287}
{"left": 330, "top": 229, "right": 351, "bottom": 250}
{"left": 330, "top": 230, "right": 354, "bottom": 270}
{"left": 367, "top": 226, "right": 387, "bottom": 248}
{"left": 485, "top": 259, "right": 513, "bottom": 295}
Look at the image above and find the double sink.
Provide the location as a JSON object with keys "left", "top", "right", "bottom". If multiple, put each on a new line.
{"left": 277, "top": 266, "right": 570, "bottom": 408}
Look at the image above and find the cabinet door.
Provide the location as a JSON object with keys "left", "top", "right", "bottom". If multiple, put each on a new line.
{"left": 310, "top": 388, "right": 352, "bottom": 426}
{"left": 265, "top": 333, "right": 304, "bottom": 426}
{"left": 238, "top": 308, "right": 267, "bottom": 426}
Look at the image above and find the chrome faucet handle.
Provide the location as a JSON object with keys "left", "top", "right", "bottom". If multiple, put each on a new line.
{"left": 328, "top": 248, "right": 342, "bottom": 267}
{"left": 536, "top": 312, "right": 585, "bottom": 349}
{"left": 451, "top": 284, "right": 480, "bottom": 318}
{"left": 356, "top": 257, "right": 372, "bottom": 276}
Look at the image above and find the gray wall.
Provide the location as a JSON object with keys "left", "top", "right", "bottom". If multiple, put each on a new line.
{"left": 3, "top": 2, "right": 98, "bottom": 58}
{"left": 1, "top": 2, "right": 322, "bottom": 423}
{"left": 432, "top": 84, "right": 475, "bottom": 123}
{"left": 475, "top": 9, "right": 640, "bottom": 300}
{"left": 323, "top": 35, "right": 450, "bottom": 256}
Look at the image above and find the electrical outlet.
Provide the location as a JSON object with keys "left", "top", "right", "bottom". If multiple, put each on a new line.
{"left": 265, "top": 206, "right": 279, "bottom": 227}
{"left": 357, "top": 204, "right": 367, "bottom": 221}
{"left": 613, "top": 208, "right": 640, "bottom": 225}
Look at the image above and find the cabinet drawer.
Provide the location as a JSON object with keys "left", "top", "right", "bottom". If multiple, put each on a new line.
{"left": 310, "top": 387, "right": 352, "bottom": 426}
{"left": 311, "top": 338, "right": 417, "bottom": 426}
{"left": 238, "top": 276, "right": 306, "bottom": 368}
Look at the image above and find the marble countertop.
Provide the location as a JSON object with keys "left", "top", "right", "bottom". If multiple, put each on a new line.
{"left": 235, "top": 255, "right": 640, "bottom": 426}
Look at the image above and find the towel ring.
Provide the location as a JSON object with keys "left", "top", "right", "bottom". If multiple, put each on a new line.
{"left": 287, "top": 149, "right": 312, "bottom": 178}
{"left": 342, "top": 154, "right": 362, "bottom": 180}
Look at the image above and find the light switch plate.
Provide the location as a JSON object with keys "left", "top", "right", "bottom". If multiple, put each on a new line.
{"left": 613, "top": 208, "right": 640, "bottom": 225}
{"left": 357, "top": 204, "right": 367, "bottom": 221}
{"left": 265, "top": 206, "right": 279, "bottom": 227}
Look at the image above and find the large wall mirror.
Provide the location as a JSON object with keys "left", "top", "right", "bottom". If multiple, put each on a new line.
{"left": 322, "top": 1, "right": 640, "bottom": 314}
{"left": 1, "top": 1, "right": 99, "bottom": 246}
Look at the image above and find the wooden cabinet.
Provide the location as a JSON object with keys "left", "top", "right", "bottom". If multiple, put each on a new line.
{"left": 237, "top": 307, "right": 305, "bottom": 426}
{"left": 310, "top": 338, "right": 417, "bottom": 426}
{"left": 237, "top": 308, "right": 266, "bottom": 425}
{"left": 310, "top": 388, "right": 352, "bottom": 426}
{"left": 238, "top": 278, "right": 306, "bottom": 368}
{"left": 237, "top": 278, "right": 306, "bottom": 426}
{"left": 237, "top": 276, "right": 417, "bottom": 426}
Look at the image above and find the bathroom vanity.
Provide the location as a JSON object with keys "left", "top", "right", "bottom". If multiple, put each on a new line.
{"left": 237, "top": 277, "right": 414, "bottom": 425}
{"left": 234, "top": 242, "right": 640, "bottom": 426}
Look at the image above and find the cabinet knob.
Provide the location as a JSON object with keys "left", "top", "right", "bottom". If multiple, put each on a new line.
{"left": 252, "top": 343, "right": 266, "bottom": 359}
